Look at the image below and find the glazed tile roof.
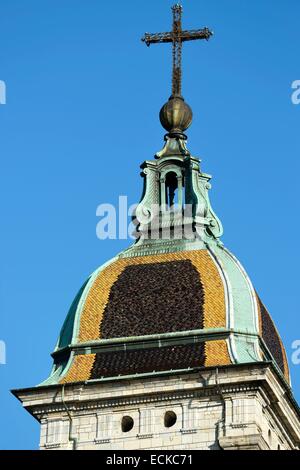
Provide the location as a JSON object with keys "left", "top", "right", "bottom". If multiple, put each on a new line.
{"left": 77, "top": 251, "right": 226, "bottom": 344}
{"left": 43, "top": 247, "right": 290, "bottom": 386}
{"left": 60, "top": 340, "right": 231, "bottom": 383}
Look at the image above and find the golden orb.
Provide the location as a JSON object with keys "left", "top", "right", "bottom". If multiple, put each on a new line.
{"left": 159, "top": 95, "right": 193, "bottom": 136}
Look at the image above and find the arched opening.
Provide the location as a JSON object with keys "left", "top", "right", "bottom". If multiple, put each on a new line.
{"left": 121, "top": 415, "right": 134, "bottom": 433}
{"left": 165, "top": 172, "right": 178, "bottom": 208}
{"left": 164, "top": 410, "right": 177, "bottom": 428}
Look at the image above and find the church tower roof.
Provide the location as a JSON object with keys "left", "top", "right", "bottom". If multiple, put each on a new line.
{"left": 40, "top": 4, "right": 290, "bottom": 388}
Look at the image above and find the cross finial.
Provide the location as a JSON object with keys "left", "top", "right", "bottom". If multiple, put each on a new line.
{"left": 142, "top": 4, "right": 213, "bottom": 98}
{"left": 172, "top": 3, "right": 183, "bottom": 14}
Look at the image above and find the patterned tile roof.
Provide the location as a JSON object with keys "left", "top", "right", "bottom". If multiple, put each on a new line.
{"left": 42, "top": 247, "right": 290, "bottom": 386}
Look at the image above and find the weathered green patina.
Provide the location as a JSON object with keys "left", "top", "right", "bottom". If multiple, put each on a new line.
{"left": 41, "top": 132, "right": 290, "bottom": 387}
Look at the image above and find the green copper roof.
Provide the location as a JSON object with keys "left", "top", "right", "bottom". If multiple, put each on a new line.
{"left": 39, "top": 136, "right": 290, "bottom": 388}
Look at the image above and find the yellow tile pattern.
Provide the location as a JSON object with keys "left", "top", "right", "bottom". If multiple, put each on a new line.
{"left": 77, "top": 249, "right": 227, "bottom": 343}
{"left": 60, "top": 354, "right": 95, "bottom": 384}
{"left": 60, "top": 341, "right": 231, "bottom": 383}
{"left": 197, "top": 253, "right": 226, "bottom": 329}
{"left": 280, "top": 339, "right": 290, "bottom": 383}
{"left": 77, "top": 259, "right": 128, "bottom": 343}
{"left": 204, "top": 339, "right": 231, "bottom": 367}
{"left": 278, "top": 337, "right": 290, "bottom": 383}
{"left": 61, "top": 249, "right": 228, "bottom": 383}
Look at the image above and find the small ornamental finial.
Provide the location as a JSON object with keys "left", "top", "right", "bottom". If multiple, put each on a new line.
{"left": 142, "top": 4, "right": 213, "bottom": 138}
{"left": 172, "top": 3, "right": 183, "bottom": 14}
{"left": 159, "top": 96, "right": 192, "bottom": 139}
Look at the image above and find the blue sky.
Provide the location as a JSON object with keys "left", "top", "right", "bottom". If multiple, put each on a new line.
{"left": 1, "top": 0, "right": 300, "bottom": 449}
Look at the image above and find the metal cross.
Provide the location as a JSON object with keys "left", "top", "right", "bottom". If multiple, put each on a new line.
{"left": 142, "top": 4, "right": 213, "bottom": 97}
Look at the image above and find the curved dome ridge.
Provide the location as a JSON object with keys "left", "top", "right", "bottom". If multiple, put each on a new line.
{"left": 208, "top": 245, "right": 263, "bottom": 366}
{"left": 43, "top": 245, "right": 290, "bottom": 387}
{"left": 55, "top": 255, "right": 120, "bottom": 352}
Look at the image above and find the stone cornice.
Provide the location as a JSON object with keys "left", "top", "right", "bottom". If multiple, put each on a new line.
{"left": 12, "top": 362, "right": 300, "bottom": 446}
{"left": 31, "top": 380, "right": 262, "bottom": 420}
{"left": 219, "top": 433, "right": 270, "bottom": 450}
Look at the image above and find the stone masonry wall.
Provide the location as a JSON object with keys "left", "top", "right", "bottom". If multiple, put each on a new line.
{"left": 34, "top": 365, "right": 300, "bottom": 450}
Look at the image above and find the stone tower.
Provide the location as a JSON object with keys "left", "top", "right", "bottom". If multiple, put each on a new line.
{"left": 13, "top": 4, "right": 300, "bottom": 450}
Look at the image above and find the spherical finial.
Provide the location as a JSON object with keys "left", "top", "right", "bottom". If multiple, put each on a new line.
{"left": 159, "top": 95, "right": 193, "bottom": 138}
